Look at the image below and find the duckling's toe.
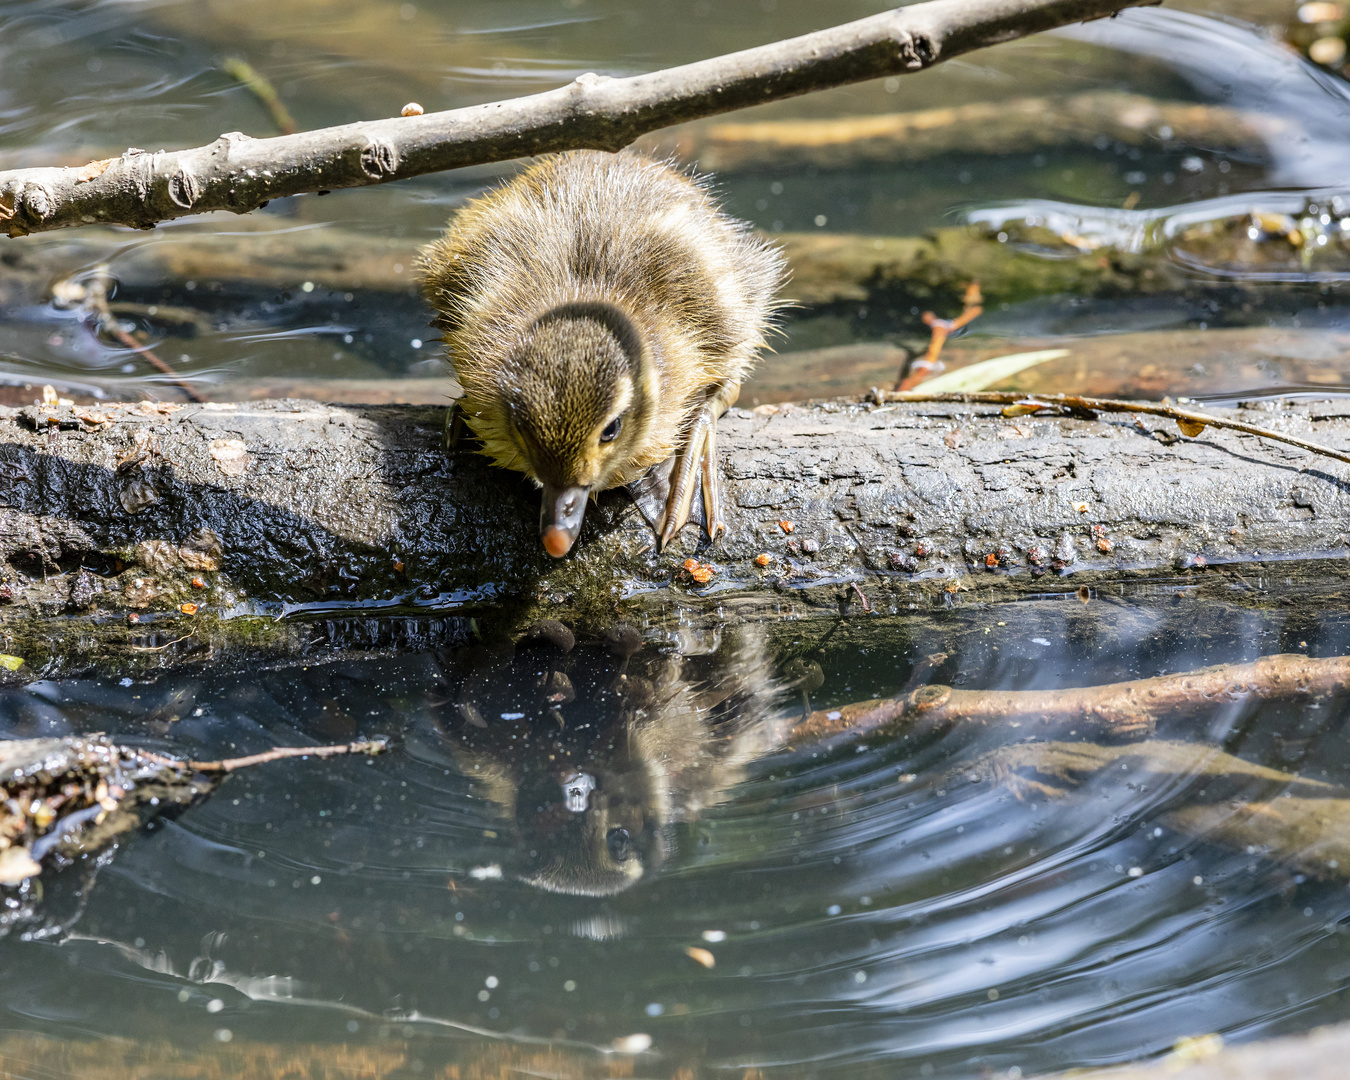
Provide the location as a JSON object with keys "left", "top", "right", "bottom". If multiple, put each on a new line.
{"left": 657, "top": 397, "right": 726, "bottom": 550}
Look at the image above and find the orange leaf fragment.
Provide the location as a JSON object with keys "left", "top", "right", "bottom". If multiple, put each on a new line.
{"left": 754, "top": 553, "right": 772, "bottom": 567}
{"left": 179, "top": 603, "right": 199, "bottom": 615}
{"left": 1176, "top": 417, "right": 1208, "bottom": 438}
{"left": 779, "top": 520, "right": 794, "bottom": 534}
{"left": 72, "top": 158, "right": 115, "bottom": 183}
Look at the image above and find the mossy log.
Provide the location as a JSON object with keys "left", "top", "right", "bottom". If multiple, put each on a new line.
{"left": 4, "top": 394, "right": 1350, "bottom": 673}
{"left": 0, "top": 215, "right": 1254, "bottom": 318}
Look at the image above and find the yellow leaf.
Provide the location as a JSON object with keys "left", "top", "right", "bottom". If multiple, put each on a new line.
{"left": 0, "top": 654, "right": 23, "bottom": 671}
{"left": 1176, "top": 417, "right": 1208, "bottom": 438}
{"left": 918, "top": 349, "right": 1069, "bottom": 393}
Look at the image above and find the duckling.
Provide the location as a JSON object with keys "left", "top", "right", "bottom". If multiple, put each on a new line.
{"left": 440, "top": 626, "right": 787, "bottom": 896}
{"left": 419, "top": 150, "right": 785, "bottom": 557}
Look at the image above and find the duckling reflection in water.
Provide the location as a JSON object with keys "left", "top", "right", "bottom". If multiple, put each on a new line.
{"left": 420, "top": 151, "right": 786, "bottom": 557}
{"left": 440, "top": 628, "right": 785, "bottom": 896}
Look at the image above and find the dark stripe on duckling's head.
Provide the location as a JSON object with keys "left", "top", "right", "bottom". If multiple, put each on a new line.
{"left": 504, "top": 301, "right": 652, "bottom": 492}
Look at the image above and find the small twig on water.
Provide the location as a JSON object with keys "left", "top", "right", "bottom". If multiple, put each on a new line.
{"left": 870, "top": 389, "right": 1350, "bottom": 468}
{"left": 222, "top": 58, "right": 298, "bottom": 136}
{"left": 144, "top": 738, "right": 389, "bottom": 774}
{"left": 102, "top": 323, "right": 205, "bottom": 404}
{"left": 849, "top": 581, "right": 872, "bottom": 612}
{"left": 60, "top": 265, "right": 205, "bottom": 402}
{"left": 190, "top": 738, "right": 389, "bottom": 772}
{"left": 896, "top": 281, "right": 982, "bottom": 391}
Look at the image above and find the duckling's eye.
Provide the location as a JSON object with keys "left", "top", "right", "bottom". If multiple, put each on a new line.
{"left": 599, "top": 415, "right": 623, "bottom": 444}
{"left": 606, "top": 827, "right": 632, "bottom": 862}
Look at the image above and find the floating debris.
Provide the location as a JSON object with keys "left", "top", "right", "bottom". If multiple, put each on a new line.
{"left": 685, "top": 946, "right": 716, "bottom": 968}
{"left": 0, "top": 736, "right": 387, "bottom": 898}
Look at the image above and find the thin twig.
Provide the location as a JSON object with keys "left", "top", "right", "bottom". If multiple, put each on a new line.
{"left": 189, "top": 739, "right": 387, "bottom": 772}
{"left": 870, "top": 389, "right": 1350, "bottom": 467}
{"left": 143, "top": 738, "right": 388, "bottom": 774}
{"left": 101, "top": 323, "right": 206, "bottom": 404}
{"left": 222, "top": 58, "right": 298, "bottom": 136}
{"left": 0, "top": 0, "right": 1157, "bottom": 237}
{"left": 896, "top": 280, "right": 982, "bottom": 390}
{"left": 67, "top": 265, "right": 205, "bottom": 402}
{"left": 127, "top": 634, "right": 197, "bottom": 653}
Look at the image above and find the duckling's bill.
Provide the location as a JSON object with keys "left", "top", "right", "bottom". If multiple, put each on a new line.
{"left": 541, "top": 482, "right": 590, "bottom": 558}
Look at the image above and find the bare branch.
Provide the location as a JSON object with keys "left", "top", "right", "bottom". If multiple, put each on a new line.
{"left": 873, "top": 389, "right": 1350, "bottom": 467}
{"left": 791, "top": 654, "right": 1350, "bottom": 745}
{"left": 0, "top": 0, "right": 1154, "bottom": 237}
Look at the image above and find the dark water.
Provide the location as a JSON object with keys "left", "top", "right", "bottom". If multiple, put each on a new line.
{"left": 5, "top": 577, "right": 1350, "bottom": 1076}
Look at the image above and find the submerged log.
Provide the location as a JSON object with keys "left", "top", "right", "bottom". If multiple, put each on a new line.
{"left": 4, "top": 393, "right": 1350, "bottom": 671}
{"left": 645, "top": 91, "right": 1286, "bottom": 172}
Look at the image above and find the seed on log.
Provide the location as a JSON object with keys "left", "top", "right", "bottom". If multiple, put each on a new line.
{"left": 682, "top": 559, "right": 715, "bottom": 584}
{"left": 888, "top": 551, "right": 918, "bottom": 572}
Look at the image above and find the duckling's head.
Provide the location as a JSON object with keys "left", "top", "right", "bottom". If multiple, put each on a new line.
{"left": 484, "top": 302, "right": 653, "bottom": 557}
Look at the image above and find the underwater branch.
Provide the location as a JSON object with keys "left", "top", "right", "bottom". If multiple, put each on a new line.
{"left": 0, "top": 0, "right": 1155, "bottom": 237}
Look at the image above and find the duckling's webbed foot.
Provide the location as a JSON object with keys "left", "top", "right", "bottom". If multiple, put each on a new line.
{"left": 656, "top": 382, "right": 738, "bottom": 549}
